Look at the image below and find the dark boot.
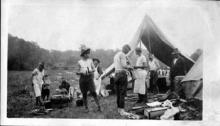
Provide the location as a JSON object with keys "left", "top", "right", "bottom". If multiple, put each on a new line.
{"left": 97, "top": 105, "right": 102, "bottom": 112}
{"left": 143, "top": 93, "right": 148, "bottom": 103}
{"left": 136, "top": 94, "right": 143, "bottom": 103}
{"left": 82, "top": 95, "right": 89, "bottom": 112}
{"left": 36, "top": 98, "right": 39, "bottom": 106}
{"left": 140, "top": 94, "right": 146, "bottom": 103}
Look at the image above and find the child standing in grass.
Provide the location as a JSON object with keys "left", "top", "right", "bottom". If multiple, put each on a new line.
{"left": 76, "top": 45, "right": 101, "bottom": 112}
{"left": 42, "top": 74, "right": 50, "bottom": 101}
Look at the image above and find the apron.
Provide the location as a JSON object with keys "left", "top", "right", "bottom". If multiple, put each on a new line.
{"left": 134, "top": 69, "right": 147, "bottom": 94}
{"left": 94, "top": 66, "right": 102, "bottom": 95}
{"left": 133, "top": 55, "right": 147, "bottom": 94}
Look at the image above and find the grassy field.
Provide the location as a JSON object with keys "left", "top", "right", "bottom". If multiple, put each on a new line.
{"left": 7, "top": 70, "right": 135, "bottom": 119}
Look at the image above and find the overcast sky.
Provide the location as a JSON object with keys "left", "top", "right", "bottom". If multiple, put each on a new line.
{"left": 7, "top": 0, "right": 219, "bottom": 55}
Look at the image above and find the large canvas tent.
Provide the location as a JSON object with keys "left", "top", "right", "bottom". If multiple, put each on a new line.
{"left": 101, "top": 14, "right": 194, "bottom": 78}
{"left": 181, "top": 54, "right": 203, "bottom": 100}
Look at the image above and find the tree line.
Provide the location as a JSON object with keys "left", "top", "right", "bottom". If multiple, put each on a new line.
{"left": 8, "top": 34, "right": 202, "bottom": 71}
{"left": 8, "top": 34, "right": 119, "bottom": 71}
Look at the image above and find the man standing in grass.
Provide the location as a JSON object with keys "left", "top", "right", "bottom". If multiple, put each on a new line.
{"left": 76, "top": 45, "right": 101, "bottom": 112}
{"left": 113, "top": 44, "right": 133, "bottom": 116}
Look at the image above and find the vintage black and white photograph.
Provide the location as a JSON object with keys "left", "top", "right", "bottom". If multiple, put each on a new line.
{"left": 1, "top": 0, "right": 220, "bottom": 125}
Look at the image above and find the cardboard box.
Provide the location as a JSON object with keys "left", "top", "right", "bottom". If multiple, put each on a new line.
{"left": 144, "top": 107, "right": 169, "bottom": 119}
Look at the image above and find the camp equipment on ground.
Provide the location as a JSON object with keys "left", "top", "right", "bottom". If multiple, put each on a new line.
{"left": 76, "top": 98, "right": 84, "bottom": 106}
{"left": 126, "top": 113, "right": 142, "bottom": 119}
{"left": 125, "top": 93, "right": 139, "bottom": 102}
{"left": 132, "top": 105, "right": 148, "bottom": 110}
{"left": 44, "top": 100, "right": 52, "bottom": 109}
{"left": 30, "top": 108, "right": 53, "bottom": 115}
{"left": 144, "top": 106, "right": 169, "bottom": 119}
{"left": 52, "top": 85, "right": 74, "bottom": 102}
{"left": 55, "top": 89, "right": 68, "bottom": 95}
{"left": 146, "top": 101, "right": 162, "bottom": 107}
{"left": 160, "top": 107, "right": 180, "bottom": 120}
{"left": 51, "top": 95, "right": 71, "bottom": 102}
{"left": 161, "top": 100, "right": 173, "bottom": 107}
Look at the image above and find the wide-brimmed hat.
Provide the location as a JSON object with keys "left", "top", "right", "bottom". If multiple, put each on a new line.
{"left": 172, "top": 48, "right": 180, "bottom": 55}
{"left": 39, "top": 62, "right": 44, "bottom": 67}
{"left": 135, "top": 47, "right": 142, "bottom": 53}
{"left": 122, "top": 44, "right": 131, "bottom": 50}
{"left": 80, "top": 45, "right": 90, "bottom": 56}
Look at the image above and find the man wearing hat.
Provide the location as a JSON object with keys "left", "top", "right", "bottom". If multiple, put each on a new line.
{"left": 170, "top": 48, "right": 187, "bottom": 92}
{"left": 31, "top": 62, "right": 45, "bottom": 108}
{"left": 113, "top": 44, "right": 133, "bottom": 116}
{"left": 76, "top": 45, "right": 101, "bottom": 112}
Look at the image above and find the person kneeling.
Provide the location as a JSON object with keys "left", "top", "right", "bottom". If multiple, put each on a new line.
{"left": 58, "top": 77, "right": 70, "bottom": 94}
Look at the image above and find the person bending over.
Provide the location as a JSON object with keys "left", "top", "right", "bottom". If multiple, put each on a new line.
{"left": 113, "top": 44, "right": 133, "bottom": 116}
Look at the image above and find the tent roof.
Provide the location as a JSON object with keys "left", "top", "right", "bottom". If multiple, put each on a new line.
{"left": 140, "top": 15, "right": 194, "bottom": 68}
{"left": 101, "top": 14, "right": 194, "bottom": 78}
{"left": 182, "top": 53, "right": 203, "bottom": 82}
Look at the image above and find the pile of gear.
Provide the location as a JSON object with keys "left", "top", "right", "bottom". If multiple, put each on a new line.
{"left": 125, "top": 91, "right": 202, "bottom": 120}
{"left": 31, "top": 79, "right": 76, "bottom": 115}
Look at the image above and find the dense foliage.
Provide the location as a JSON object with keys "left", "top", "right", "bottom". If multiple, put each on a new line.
{"left": 8, "top": 34, "right": 201, "bottom": 71}
{"left": 8, "top": 34, "right": 118, "bottom": 70}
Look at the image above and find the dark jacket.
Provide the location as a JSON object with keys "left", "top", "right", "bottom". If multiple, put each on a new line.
{"left": 170, "top": 56, "right": 187, "bottom": 79}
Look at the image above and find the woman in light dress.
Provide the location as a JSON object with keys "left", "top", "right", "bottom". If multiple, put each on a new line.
{"left": 31, "top": 62, "right": 45, "bottom": 108}
{"left": 93, "top": 58, "right": 103, "bottom": 95}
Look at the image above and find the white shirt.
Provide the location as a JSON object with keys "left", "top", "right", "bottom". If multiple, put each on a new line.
{"left": 136, "top": 54, "right": 147, "bottom": 67}
{"left": 158, "top": 69, "right": 162, "bottom": 76}
{"left": 114, "top": 51, "right": 127, "bottom": 70}
{"left": 78, "top": 58, "right": 94, "bottom": 74}
{"left": 149, "top": 59, "right": 159, "bottom": 71}
{"left": 32, "top": 68, "right": 45, "bottom": 85}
